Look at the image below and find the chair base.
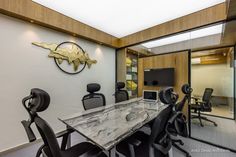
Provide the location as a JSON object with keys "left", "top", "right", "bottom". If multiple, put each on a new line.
{"left": 172, "top": 139, "right": 191, "bottom": 157}
{"left": 173, "top": 143, "right": 191, "bottom": 157}
{"left": 191, "top": 115, "right": 217, "bottom": 127}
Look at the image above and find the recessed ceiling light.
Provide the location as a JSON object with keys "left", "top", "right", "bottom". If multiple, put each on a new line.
{"left": 143, "top": 33, "right": 191, "bottom": 48}
{"left": 191, "top": 24, "right": 223, "bottom": 39}
{"left": 142, "top": 24, "right": 223, "bottom": 48}
{"left": 32, "top": 0, "right": 225, "bottom": 38}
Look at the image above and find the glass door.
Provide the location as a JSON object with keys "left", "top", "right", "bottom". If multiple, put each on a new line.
{"left": 191, "top": 47, "right": 234, "bottom": 119}
{"left": 190, "top": 46, "right": 236, "bottom": 151}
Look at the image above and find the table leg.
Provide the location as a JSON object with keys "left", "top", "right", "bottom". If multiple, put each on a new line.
{"left": 108, "top": 147, "right": 116, "bottom": 157}
{"left": 66, "top": 125, "right": 71, "bottom": 148}
{"left": 168, "top": 147, "right": 173, "bottom": 157}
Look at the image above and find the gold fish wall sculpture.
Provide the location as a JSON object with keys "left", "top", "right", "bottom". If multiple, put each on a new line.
{"left": 32, "top": 42, "right": 97, "bottom": 71}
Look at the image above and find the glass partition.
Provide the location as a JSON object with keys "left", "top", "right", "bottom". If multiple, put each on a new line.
{"left": 127, "top": 20, "right": 236, "bottom": 151}
{"left": 191, "top": 47, "right": 235, "bottom": 150}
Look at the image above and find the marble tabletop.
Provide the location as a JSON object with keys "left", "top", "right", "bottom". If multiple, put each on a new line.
{"left": 59, "top": 98, "right": 167, "bottom": 150}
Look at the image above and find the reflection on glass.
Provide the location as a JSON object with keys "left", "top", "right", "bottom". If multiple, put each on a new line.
{"left": 134, "top": 20, "right": 236, "bottom": 55}
{"left": 128, "top": 20, "right": 236, "bottom": 152}
{"left": 191, "top": 47, "right": 235, "bottom": 150}
{"left": 142, "top": 24, "right": 223, "bottom": 49}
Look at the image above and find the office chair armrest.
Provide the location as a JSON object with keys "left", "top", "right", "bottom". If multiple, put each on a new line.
{"left": 191, "top": 96, "right": 199, "bottom": 100}
{"left": 115, "top": 138, "right": 141, "bottom": 157}
{"left": 126, "top": 138, "right": 142, "bottom": 157}
{"left": 127, "top": 138, "right": 142, "bottom": 147}
{"left": 197, "top": 101, "right": 206, "bottom": 104}
{"left": 56, "top": 128, "right": 74, "bottom": 138}
{"left": 191, "top": 97, "right": 205, "bottom": 106}
{"left": 191, "top": 97, "right": 201, "bottom": 103}
{"left": 193, "top": 101, "right": 206, "bottom": 108}
{"left": 56, "top": 128, "right": 74, "bottom": 150}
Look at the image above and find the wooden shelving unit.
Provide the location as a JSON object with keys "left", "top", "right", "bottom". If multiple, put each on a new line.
{"left": 126, "top": 52, "right": 138, "bottom": 98}
{"left": 117, "top": 48, "right": 139, "bottom": 99}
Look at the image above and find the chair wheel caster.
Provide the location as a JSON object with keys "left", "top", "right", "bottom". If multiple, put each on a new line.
{"left": 187, "top": 155, "right": 191, "bottom": 157}
{"left": 214, "top": 123, "right": 217, "bottom": 127}
{"left": 180, "top": 141, "right": 184, "bottom": 146}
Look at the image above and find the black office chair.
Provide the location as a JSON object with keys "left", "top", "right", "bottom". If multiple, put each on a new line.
{"left": 170, "top": 84, "right": 192, "bottom": 157}
{"left": 21, "top": 88, "right": 107, "bottom": 157}
{"left": 116, "top": 87, "right": 178, "bottom": 157}
{"left": 191, "top": 88, "right": 217, "bottom": 127}
{"left": 82, "top": 83, "right": 106, "bottom": 110}
{"left": 115, "top": 82, "right": 129, "bottom": 103}
{"left": 175, "top": 84, "right": 192, "bottom": 112}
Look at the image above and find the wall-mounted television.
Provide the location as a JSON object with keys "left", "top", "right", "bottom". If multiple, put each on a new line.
{"left": 144, "top": 68, "right": 175, "bottom": 86}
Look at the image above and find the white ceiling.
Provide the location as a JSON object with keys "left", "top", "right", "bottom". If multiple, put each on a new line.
{"left": 32, "top": 0, "right": 225, "bottom": 38}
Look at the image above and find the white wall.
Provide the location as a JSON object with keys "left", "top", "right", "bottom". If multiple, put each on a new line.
{"left": 0, "top": 14, "right": 116, "bottom": 152}
{"left": 191, "top": 63, "right": 234, "bottom": 97}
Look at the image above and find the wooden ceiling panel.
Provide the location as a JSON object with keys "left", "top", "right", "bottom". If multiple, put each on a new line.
{"left": 0, "top": 1, "right": 228, "bottom": 49}
{"left": 118, "top": 3, "right": 227, "bottom": 48}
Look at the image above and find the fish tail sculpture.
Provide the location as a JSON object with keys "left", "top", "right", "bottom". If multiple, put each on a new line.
{"left": 84, "top": 53, "right": 97, "bottom": 68}
{"left": 86, "top": 59, "right": 97, "bottom": 68}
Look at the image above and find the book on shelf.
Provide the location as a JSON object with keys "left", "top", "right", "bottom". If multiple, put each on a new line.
{"left": 131, "top": 67, "right": 137, "bottom": 72}
{"left": 126, "top": 74, "right": 132, "bottom": 80}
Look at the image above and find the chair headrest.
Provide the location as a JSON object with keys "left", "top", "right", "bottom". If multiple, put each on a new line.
{"left": 87, "top": 83, "right": 101, "bottom": 93}
{"left": 181, "top": 84, "right": 192, "bottom": 95}
{"left": 29, "top": 88, "right": 50, "bottom": 112}
{"left": 117, "top": 82, "right": 125, "bottom": 90}
{"left": 159, "top": 87, "right": 179, "bottom": 105}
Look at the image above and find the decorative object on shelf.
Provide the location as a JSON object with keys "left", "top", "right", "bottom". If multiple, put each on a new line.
{"left": 32, "top": 41, "right": 97, "bottom": 74}
{"left": 125, "top": 51, "right": 138, "bottom": 98}
{"left": 126, "top": 57, "right": 132, "bottom": 67}
{"left": 127, "top": 80, "right": 137, "bottom": 90}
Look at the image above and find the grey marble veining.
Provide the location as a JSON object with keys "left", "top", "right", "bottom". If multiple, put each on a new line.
{"left": 59, "top": 98, "right": 167, "bottom": 150}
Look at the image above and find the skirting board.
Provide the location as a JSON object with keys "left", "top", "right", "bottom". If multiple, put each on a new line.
{"left": 0, "top": 128, "right": 68, "bottom": 156}
{"left": 0, "top": 139, "right": 42, "bottom": 156}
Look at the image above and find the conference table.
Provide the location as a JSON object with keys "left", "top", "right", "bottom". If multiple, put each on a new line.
{"left": 59, "top": 98, "right": 167, "bottom": 156}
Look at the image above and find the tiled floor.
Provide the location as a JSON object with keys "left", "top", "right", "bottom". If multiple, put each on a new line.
{"left": 173, "top": 137, "right": 236, "bottom": 157}
{"left": 191, "top": 115, "right": 236, "bottom": 151}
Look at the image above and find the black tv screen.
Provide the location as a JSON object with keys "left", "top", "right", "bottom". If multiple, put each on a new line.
{"left": 144, "top": 68, "right": 175, "bottom": 86}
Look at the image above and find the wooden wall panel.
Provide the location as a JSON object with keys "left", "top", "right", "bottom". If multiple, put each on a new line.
{"left": 227, "top": 0, "right": 236, "bottom": 19}
{"left": 117, "top": 48, "right": 127, "bottom": 84}
{"left": 138, "top": 59, "right": 144, "bottom": 95}
{"left": 138, "top": 51, "right": 189, "bottom": 116}
{"left": 119, "top": 3, "right": 227, "bottom": 48}
{"left": 0, "top": 0, "right": 119, "bottom": 48}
